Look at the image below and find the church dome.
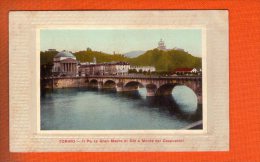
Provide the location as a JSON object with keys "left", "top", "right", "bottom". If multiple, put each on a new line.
{"left": 54, "top": 50, "right": 75, "bottom": 58}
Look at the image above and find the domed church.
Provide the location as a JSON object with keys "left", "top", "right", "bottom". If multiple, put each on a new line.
{"left": 157, "top": 39, "right": 167, "bottom": 51}
{"left": 52, "top": 50, "right": 78, "bottom": 76}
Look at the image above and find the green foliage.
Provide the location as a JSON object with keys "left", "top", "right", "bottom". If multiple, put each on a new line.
{"left": 74, "top": 50, "right": 127, "bottom": 63}
{"left": 40, "top": 51, "right": 58, "bottom": 65}
{"left": 128, "top": 49, "right": 201, "bottom": 71}
{"left": 128, "top": 69, "right": 138, "bottom": 73}
{"left": 40, "top": 48, "right": 202, "bottom": 72}
{"left": 41, "top": 64, "right": 53, "bottom": 78}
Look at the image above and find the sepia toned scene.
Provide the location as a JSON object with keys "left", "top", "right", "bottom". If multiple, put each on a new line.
{"left": 40, "top": 29, "right": 203, "bottom": 130}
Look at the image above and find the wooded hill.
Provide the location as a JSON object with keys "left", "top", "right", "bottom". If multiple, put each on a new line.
{"left": 128, "top": 49, "right": 201, "bottom": 72}
{"left": 40, "top": 48, "right": 201, "bottom": 72}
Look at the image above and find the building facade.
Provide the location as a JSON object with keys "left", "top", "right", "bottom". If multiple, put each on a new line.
{"left": 175, "top": 68, "right": 201, "bottom": 75}
{"left": 130, "top": 66, "right": 156, "bottom": 72}
{"left": 52, "top": 50, "right": 78, "bottom": 76}
{"left": 78, "top": 61, "right": 130, "bottom": 76}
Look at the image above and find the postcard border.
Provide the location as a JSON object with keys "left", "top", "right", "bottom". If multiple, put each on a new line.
{"left": 9, "top": 10, "right": 228, "bottom": 152}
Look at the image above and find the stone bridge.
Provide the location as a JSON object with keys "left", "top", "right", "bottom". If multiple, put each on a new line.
{"left": 85, "top": 75, "right": 202, "bottom": 104}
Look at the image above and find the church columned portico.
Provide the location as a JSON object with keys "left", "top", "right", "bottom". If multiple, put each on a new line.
{"left": 52, "top": 50, "right": 78, "bottom": 76}
{"left": 63, "top": 62, "right": 76, "bottom": 73}
{"left": 61, "top": 61, "right": 77, "bottom": 75}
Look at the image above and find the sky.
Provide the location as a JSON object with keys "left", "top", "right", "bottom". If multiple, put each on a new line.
{"left": 40, "top": 29, "right": 202, "bottom": 56}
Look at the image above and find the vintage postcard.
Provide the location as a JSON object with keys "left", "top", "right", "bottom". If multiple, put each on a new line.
{"left": 9, "top": 11, "right": 229, "bottom": 152}
{"left": 40, "top": 29, "right": 203, "bottom": 131}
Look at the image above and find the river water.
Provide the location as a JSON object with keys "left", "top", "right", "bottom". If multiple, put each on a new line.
{"left": 41, "top": 86, "right": 202, "bottom": 130}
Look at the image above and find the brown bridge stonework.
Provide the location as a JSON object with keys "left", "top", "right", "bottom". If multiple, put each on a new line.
{"left": 42, "top": 75, "right": 202, "bottom": 104}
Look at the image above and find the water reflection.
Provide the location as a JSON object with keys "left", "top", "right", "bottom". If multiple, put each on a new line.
{"left": 41, "top": 86, "right": 202, "bottom": 130}
{"left": 118, "top": 88, "right": 202, "bottom": 122}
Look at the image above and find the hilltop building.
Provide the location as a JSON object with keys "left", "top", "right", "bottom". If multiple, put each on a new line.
{"left": 172, "top": 47, "right": 185, "bottom": 52}
{"left": 157, "top": 39, "right": 186, "bottom": 52}
{"left": 52, "top": 50, "right": 78, "bottom": 76}
{"left": 157, "top": 39, "right": 167, "bottom": 51}
{"left": 48, "top": 49, "right": 57, "bottom": 52}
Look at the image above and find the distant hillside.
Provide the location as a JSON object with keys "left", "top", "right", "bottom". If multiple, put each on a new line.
{"left": 124, "top": 50, "right": 146, "bottom": 58}
{"left": 128, "top": 49, "right": 201, "bottom": 72}
{"left": 74, "top": 50, "right": 127, "bottom": 63}
{"left": 40, "top": 48, "right": 201, "bottom": 72}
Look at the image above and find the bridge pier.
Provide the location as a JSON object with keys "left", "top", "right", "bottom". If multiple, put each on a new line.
{"left": 116, "top": 82, "right": 124, "bottom": 92}
{"left": 98, "top": 81, "right": 103, "bottom": 89}
{"left": 197, "top": 95, "right": 202, "bottom": 105}
{"left": 188, "top": 81, "right": 202, "bottom": 105}
{"left": 195, "top": 89, "right": 202, "bottom": 105}
{"left": 146, "top": 84, "right": 157, "bottom": 97}
{"left": 116, "top": 86, "right": 123, "bottom": 92}
{"left": 146, "top": 90, "right": 156, "bottom": 96}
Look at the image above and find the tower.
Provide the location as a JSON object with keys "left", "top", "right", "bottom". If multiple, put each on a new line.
{"left": 93, "top": 57, "right": 96, "bottom": 64}
{"left": 157, "top": 39, "right": 167, "bottom": 51}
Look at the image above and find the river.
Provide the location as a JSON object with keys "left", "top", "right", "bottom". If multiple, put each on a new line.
{"left": 40, "top": 86, "right": 202, "bottom": 130}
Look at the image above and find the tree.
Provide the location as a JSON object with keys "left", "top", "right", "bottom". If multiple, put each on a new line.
{"left": 128, "top": 69, "right": 138, "bottom": 74}
{"left": 87, "top": 47, "right": 92, "bottom": 52}
{"left": 40, "top": 63, "right": 53, "bottom": 78}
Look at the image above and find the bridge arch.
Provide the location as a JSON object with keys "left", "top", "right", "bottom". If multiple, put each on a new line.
{"left": 123, "top": 81, "right": 144, "bottom": 91}
{"left": 89, "top": 78, "right": 98, "bottom": 83}
{"left": 182, "top": 80, "right": 202, "bottom": 104}
{"left": 156, "top": 81, "right": 202, "bottom": 104}
{"left": 103, "top": 80, "right": 116, "bottom": 89}
{"left": 103, "top": 79, "right": 117, "bottom": 84}
{"left": 124, "top": 81, "right": 144, "bottom": 88}
{"left": 156, "top": 83, "right": 179, "bottom": 96}
{"left": 89, "top": 79, "right": 98, "bottom": 88}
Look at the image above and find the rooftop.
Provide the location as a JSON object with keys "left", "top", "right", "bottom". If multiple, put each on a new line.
{"left": 79, "top": 61, "right": 130, "bottom": 68}
{"left": 54, "top": 50, "right": 75, "bottom": 58}
{"left": 175, "top": 68, "right": 194, "bottom": 72}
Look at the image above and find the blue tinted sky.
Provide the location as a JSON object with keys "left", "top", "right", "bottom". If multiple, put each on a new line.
{"left": 40, "top": 29, "right": 202, "bottom": 56}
